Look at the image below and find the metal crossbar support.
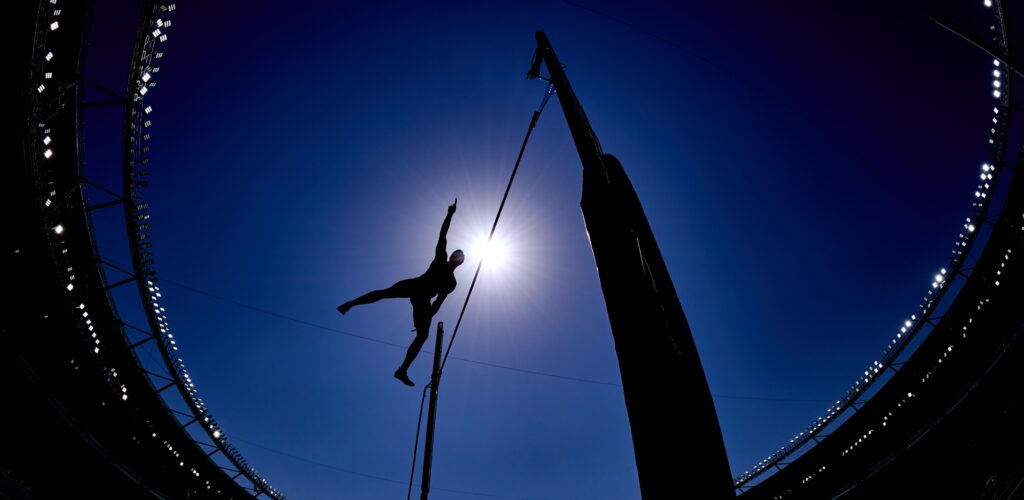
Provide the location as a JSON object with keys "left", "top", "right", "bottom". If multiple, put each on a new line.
{"left": 86, "top": 199, "right": 126, "bottom": 212}
{"left": 120, "top": 321, "right": 149, "bottom": 334}
{"left": 419, "top": 322, "right": 444, "bottom": 500}
{"left": 170, "top": 408, "right": 193, "bottom": 419}
{"left": 105, "top": 276, "right": 136, "bottom": 291}
{"left": 77, "top": 75, "right": 126, "bottom": 102}
{"left": 144, "top": 369, "right": 174, "bottom": 383}
{"left": 128, "top": 335, "right": 156, "bottom": 349}
{"left": 78, "top": 176, "right": 123, "bottom": 200}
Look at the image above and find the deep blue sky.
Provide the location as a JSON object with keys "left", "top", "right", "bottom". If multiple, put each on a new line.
{"left": 81, "top": 1, "right": 1006, "bottom": 498}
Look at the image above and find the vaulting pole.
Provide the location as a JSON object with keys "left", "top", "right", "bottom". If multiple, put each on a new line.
{"left": 420, "top": 321, "right": 444, "bottom": 500}
{"left": 530, "top": 31, "right": 734, "bottom": 498}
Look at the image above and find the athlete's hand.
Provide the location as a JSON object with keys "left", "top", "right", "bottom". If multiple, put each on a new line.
{"left": 448, "top": 198, "right": 457, "bottom": 214}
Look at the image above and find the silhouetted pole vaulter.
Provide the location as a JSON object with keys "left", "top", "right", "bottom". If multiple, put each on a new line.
{"left": 337, "top": 200, "right": 464, "bottom": 386}
{"left": 404, "top": 84, "right": 555, "bottom": 500}
{"left": 529, "top": 31, "right": 735, "bottom": 498}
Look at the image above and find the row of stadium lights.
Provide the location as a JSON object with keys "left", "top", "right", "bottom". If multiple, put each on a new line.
{"left": 738, "top": 0, "right": 1012, "bottom": 486}
{"left": 129, "top": 2, "right": 230, "bottom": 489}
{"left": 38, "top": 3, "right": 113, "bottom": 387}
{"left": 802, "top": 245, "right": 1013, "bottom": 493}
{"left": 123, "top": 5, "right": 282, "bottom": 498}
{"left": 36, "top": 2, "right": 278, "bottom": 497}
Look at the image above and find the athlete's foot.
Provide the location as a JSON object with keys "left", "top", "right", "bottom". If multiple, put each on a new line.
{"left": 394, "top": 369, "right": 414, "bottom": 387}
{"left": 337, "top": 302, "right": 351, "bottom": 315}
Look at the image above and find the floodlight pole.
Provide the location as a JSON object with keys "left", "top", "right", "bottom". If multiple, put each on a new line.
{"left": 420, "top": 321, "right": 444, "bottom": 500}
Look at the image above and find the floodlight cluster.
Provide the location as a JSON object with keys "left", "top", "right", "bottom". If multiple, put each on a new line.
{"left": 118, "top": 3, "right": 283, "bottom": 499}
{"left": 27, "top": 2, "right": 168, "bottom": 483}
{"left": 27, "top": 1, "right": 282, "bottom": 498}
{"left": 735, "top": 0, "right": 1015, "bottom": 489}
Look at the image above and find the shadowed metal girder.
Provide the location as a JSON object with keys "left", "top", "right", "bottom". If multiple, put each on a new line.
{"left": 531, "top": 31, "right": 734, "bottom": 499}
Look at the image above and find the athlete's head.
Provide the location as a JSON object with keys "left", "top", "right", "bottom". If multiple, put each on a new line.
{"left": 449, "top": 249, "right": 465, "bottom": 267}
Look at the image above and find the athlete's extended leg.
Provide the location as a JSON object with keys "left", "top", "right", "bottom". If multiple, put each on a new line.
{"left": 338, "top": 278, "right": 417, "bottom": 315}
{"left": 394, "top": 295, "right": 432, "bottom": 386}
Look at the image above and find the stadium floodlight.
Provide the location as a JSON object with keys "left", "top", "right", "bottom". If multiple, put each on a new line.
{"left": 53, "top": 224, "right": 64, "bottom": 234}
{"left": 45, "top": 51, "right": 53, "bottom": 61}
{"left": 50, "top": 21, "right": 59, "bottom": 30}
{"left": 993, "top": 80, "right": 1001, "bottom": 88}
{"left": 44, "top": 149, "right": 53, "bottom": 158}
{"left": 43, "top": 136, "right": 51, "bottom": 145}
{"left": 984, "top": 0, "right": 992, "bottom": 6}
{"left": 142, "top": 72, "right": 152, "bottom": 82}
{"left": 37, "top": 84, "right": 46, "bottom": 93}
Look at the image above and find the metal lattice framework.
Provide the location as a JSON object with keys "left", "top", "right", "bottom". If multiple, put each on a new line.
{"left": 735, "top": 0, "right": 1018, "bottom": 490}
{"left": 19, "top": 0, "right": 284, "bottom": 497}
{"left": 119, "top": 2, "right": 285, "bottom": 498}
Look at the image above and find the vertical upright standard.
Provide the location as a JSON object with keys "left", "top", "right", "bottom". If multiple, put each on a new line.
{"left": 529, "top": 31, "right": 735, "bottom": 498}
{"left": 420, "top": 321, "right": 444, "bottom": 500}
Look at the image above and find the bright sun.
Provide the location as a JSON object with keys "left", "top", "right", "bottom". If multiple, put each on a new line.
{"left": 471, "top": 235, "right": 508, "bottom": 268}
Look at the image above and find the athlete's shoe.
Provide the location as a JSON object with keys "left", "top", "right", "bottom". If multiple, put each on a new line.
{"left": 394, "top": 369, "right": 414, "bottom": 387}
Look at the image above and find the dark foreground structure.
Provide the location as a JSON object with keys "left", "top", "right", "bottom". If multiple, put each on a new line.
{"left": 3, "top": 1, "right": 281, "bottom": 497}
{"left": 530, "top": 31, "right": 736, "bottom": 499}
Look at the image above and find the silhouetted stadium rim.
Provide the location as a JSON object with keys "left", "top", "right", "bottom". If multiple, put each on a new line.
{"left": 5, "top": 0, "right": 1024, "bottom": 498}
{"left": 738, "top": 0, "right": 1024, "bottom": 496}
{"left": 4, "top": 1, "right": 281, "bottom": 497}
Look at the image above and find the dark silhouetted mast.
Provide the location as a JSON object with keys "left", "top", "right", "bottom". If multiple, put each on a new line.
{"left": 530, "top": 30, "right": 734, "bottom": 498}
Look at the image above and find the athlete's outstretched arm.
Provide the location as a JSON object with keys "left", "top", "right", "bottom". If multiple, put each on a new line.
{"left": 436, "top": 199, "right": 457, "bottom": 259}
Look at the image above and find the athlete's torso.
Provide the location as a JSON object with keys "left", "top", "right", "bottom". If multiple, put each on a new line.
{"left": 419, "top": 255, "right": 456, "bottom": 296}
